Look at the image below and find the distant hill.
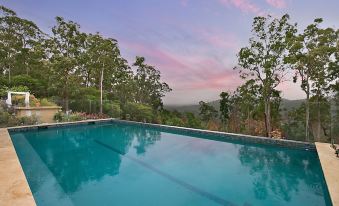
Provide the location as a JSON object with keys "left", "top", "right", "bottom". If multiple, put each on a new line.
{"left": 280, "top": 99, "right": 305, "bottom": 111}
{"left": 164, "top": 98, "right": 305, "bottom": 115}
{"left": 165, "top": 100, "right": 219, "bottom": 115}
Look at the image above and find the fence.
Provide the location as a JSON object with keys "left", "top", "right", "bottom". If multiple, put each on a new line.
{"left": 0, "top": 98, "right": 338, "bottom": 144}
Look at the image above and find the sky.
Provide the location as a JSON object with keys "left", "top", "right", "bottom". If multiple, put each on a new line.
{"left": 1, "top": 0, "right": 339, "bottom": 105}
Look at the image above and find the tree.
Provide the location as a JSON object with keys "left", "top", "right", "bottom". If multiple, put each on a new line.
{"left": 235, "top": 80, "right": 260, "bottom": 133}
{"left": 235, "top": 14, "right": 296, "bottom": 137}
{"left": 288, "top": 18, "right": 338, "bottom": 141}
{"left": 219, "top": 91, "right": 231, "bottom": 130}
{"left": 106, "top": 53, "right": 134, "bottom": 108}
{"left": 133, "top": 56, "right": 171, "bottom": 110}
{"left": 85, "top": 33, "right": 121, "bottom": 114}
{"left": 0, "top": 6, "right": 43, "bottom": 82}
{"left": 48, "top": 17, "right": 86, "bottom": 111}
{"left": 185, "top": 112, "right": 202, "bottom": 129}
{"left": 199, "top": 101, "right": 218, "bottom": 122}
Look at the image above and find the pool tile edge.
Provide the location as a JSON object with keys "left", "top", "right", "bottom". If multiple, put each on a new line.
{"left": 0, "top": 128, "right": 36, "bottom": 206}
{"left": 113, "top": 119, "right": 316, "bottom": 150}
{"left": 315, "top": 142, "right": 339, "bottom": 206}
{"left": 7, "top": 118, "right": 315, "bottom": 150}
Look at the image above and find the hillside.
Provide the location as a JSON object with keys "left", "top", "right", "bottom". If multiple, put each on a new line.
{"left": 164, "top": 98, "right": 305, "bottom": 114}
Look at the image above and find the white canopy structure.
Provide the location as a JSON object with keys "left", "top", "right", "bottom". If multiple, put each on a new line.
{"left": 6, "top": 91, "right": 30, "bottom": 107}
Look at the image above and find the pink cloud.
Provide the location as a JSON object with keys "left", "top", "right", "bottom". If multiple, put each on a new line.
{"left": 196, "top": 29, "right": 239, "bottom": 50}
{"left": 121, "top": 40, "right": 242, "bottom": 91}
{"left": 218, "top": 0, "right": 263, "bottom": 15}
{"left": 265, "top": 0, "right": 287, "bottom": 8}
{"left": 180, "top": 69, "right": 240, "bottom": 90}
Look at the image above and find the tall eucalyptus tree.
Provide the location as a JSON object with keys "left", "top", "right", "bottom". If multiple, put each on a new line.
{"left": 133, "top": 56, "right": 171, "bottom": 110}
{"left": 48, "top": 17, "right": 86, "bottom": 111}
{"left": 0, "top": 6, "right": 43, "bottom": 82}
{"left": 235, "top": 14, "right": 297, "bottom": 137}
{"left": 288, "top": 19, "right": 338, "bottom": 141}
{"left": 85, "top": 33, "right": 121, "bottom": 114}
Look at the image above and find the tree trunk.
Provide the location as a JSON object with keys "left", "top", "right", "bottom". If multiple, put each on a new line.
{"left": 64, "top": 92, "right": 69, "bottom": 112}
{"left": 247, "top": 107, "right": 251, "bottom": 134}
{"left": 317, "top": 96, "right": 321, "bottom": 140}
{"left": 305, "top": 95, "right": 310, "bottom": 142}
{"left": 8, "top": 67, "right": 11, "bottom": 83}
{"left": 264, "top": 98, "right": 272, "bottom": 138}
{"left": 305, "top": 84, "right": 310, "bottom": 142}
{"left": 100, "top": 68, "right": 104, "bottom": 114}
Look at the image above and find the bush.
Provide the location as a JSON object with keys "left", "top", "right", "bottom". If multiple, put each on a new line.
{"left": 11, "top": 75, "right": 45, "bottom": 97}
{"left": 0, "top": 85, "right": 30, "bottom": 98}
{"left": 164, "top": 116, "right": 184, "bottom": 127}
{"left": 103, "top": 101, "right": 121, "bottom": 118}
{"left": 40, "top": 98, "right": 57, "bottom": 106}
{"left": 124, "top": 102, "right": 155, "bottom": 122}
{"left": 0, "top": 103, "right": 39, "bottom": 127}
{"left": 0, "top": 106, "right": 10, "bottom": 127}
{"left": 54, "top": 111, "right": 86, "bottom": 122}
{"left": 184, "top": 112, "right": 203, "bottom": 129}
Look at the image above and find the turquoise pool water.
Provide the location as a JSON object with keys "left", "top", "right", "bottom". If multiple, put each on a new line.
{"left": 10, "top": 122, "right": 332, "bottom": 206}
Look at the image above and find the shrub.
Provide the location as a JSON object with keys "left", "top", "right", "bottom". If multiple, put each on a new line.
{"left": 11, "top": 75, "right": 45, "bottom": 97}
{"left": 0, "top": 85, "right": 30, "bottom": 98}
{"left": 54, "top": 111, "right": 85, "bottom": 122}
{"left": 165, "top": 116, "right": 184, "bottom": 127}
{"left": 124, "top": 102, "right": 155, "bottom": 122}
{"left": 103, "top": 101, "right": 121, "bottom": 118}
{"left": 40, "top": 98, "right": 57, "bottom": 106}
{"left": 0, "top": 106, "right": 10, "bottom": 127}
{"left": 68, "top": 113, "right": 86, "bottom": 122}
{"left": 184, "top": 112, "right": 202, "bottom": 129}
{"left": 0, "top": 103, "right": 39, "bottom": 127}
{"left": 29, "top": 95, "right": 40, "bottom": 107}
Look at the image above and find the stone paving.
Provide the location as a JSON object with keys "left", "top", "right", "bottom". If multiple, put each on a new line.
{"left": 0, "top": 128, "right": 36, "bottom": 206}
{"left": 316, "top": 142, "right": 339, "bottom": 206}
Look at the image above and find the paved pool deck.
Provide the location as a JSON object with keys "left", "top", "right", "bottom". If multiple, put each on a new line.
{"left": 0, "top": 128, "right": 36, "bottom": 206}
{"left": 0, "top": 119, "right": 338, "bottom": 206}
{"left": 316, "top": 142, "right": 339, "bottom": 206}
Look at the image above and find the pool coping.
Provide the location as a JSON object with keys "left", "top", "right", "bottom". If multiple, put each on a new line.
{"left": 0, "top": 118, "right": 335, "bottom": 206}
{"left": 7, "top": 118, "right": 315, "bottom": 150}
{"left": 315, "top": 142, "right": 339, "bottom": 206}
{"left": 0, "top": 128, "right": 36, "bottom": 206}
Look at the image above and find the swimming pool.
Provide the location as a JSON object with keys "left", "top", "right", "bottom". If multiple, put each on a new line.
{"left": 9, "top": 121, "right": 332, "bottom": 206}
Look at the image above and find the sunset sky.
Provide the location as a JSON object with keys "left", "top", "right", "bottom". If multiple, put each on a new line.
{"left": 2, "top": 0, "right": 339, "bottom": 105}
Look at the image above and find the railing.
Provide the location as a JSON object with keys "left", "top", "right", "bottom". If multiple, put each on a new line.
{"left": 1, "top": 98, "right": 338, "bottom": 144}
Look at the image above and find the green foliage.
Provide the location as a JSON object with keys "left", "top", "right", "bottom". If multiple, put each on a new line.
{"left": 185, "top": 112, "right": 202, "bottom": 129}
{"left": 0, "top": 5, "right": 172, "bottom": 126}
{"left": 235, "top": 14, "right": 297, "bottom": 137}
{"left": 133, "top": 56, "right": 172, "bottom": 110}
{"left": 199, "top": 101, "right": 218, "bottom": 122}
{"left": 11, "top": 75, "right": 45, "bottom": 97}
{"left": 103, "top": 101, "right": 121, "bottom": 118}
{"left": 0, "top": 6, "right": 44, "bottom": 82}
{"left": 40, "top": 98, "right": 57, "bottom": 106}
{"left": 282, "top": 105, "right": 308, "bottom": 141}
{"left": 0, "top": 85, "right": 30, "bottom": 97}
{"left": 219, "top": 92, "right": 231, "bottom": 125}
{"left": 0, "top": 102, "right": 39, "bottom": 127}
{"left": 124, "top": 102, "right": 155, "bottom": 122}
{"left": 287, "top": 18, "right": 338, "bottom": 141}
{"left": 53, "top": 111, "right": 85, "bottom": 122}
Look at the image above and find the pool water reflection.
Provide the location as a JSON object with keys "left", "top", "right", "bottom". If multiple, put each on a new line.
{"left": 10, "top": 122, "right": 332, "bottom": 206}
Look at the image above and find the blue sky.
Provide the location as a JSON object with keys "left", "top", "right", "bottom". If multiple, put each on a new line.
{"left": 2, "top": 0, "right": 339, "bottom": 105}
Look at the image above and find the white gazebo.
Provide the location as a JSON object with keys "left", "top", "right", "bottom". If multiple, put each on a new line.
{"left": 6, "top": 91, "right": 30, "bottom": 107}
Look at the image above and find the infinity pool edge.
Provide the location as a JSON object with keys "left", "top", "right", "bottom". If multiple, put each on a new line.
{"left": 1, "top": 118, "right": 337, "bottom": 206}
